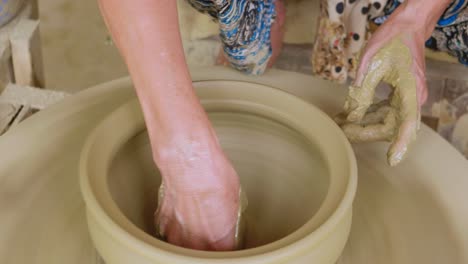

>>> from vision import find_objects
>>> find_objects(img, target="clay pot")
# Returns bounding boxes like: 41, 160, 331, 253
80, 80, 357, 264
0, 0, 26, 27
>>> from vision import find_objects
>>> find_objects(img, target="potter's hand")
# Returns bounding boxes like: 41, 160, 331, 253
336, 36, 422, 166
98, 0, 242, 251
336, 0, 450, 166
154, 138, 241, 251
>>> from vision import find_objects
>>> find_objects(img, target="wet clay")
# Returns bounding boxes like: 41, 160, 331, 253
337, 37, 419, 166
336, 100, 396, 142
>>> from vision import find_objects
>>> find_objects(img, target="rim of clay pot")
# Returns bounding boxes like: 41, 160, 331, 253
80, 80, 357, 262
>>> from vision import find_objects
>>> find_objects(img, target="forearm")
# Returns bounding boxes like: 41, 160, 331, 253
98, 0, 217, 162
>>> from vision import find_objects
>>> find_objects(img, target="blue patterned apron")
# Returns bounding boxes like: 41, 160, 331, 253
187, 0, 276, 75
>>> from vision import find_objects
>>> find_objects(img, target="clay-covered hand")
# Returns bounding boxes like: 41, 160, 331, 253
336, 36, 422, 166
336, 0, 450, 166
154, 140, 241, 251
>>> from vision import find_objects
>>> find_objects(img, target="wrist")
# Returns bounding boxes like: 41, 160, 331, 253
402, 0, 451, 37
151, 121, 220, 163
405, 0, 451, 12
137, 82, 218, 162
155, 135, 235, 192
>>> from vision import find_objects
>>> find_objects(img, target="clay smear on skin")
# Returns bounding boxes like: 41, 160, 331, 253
341, 37, 419, 165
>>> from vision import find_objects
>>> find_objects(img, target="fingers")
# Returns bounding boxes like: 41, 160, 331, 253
337, 101, 390, 125
342, 123, 392, 142
165, 220, 187, 248
387, 74, 419, 166
340, 106, 396, 142
354, 51, 375, 87
354, 29, 394, 87
387, 120, 417, 166
415, 67, 428, 106
344, 58, 390, 123
153, 187, 240, 251
210, 226, 237, 251
358, 101, 391, 125
343, 36, 423, 166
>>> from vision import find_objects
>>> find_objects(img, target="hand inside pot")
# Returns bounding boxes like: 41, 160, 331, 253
98, 0, 242, 251
153, 137, 241, 251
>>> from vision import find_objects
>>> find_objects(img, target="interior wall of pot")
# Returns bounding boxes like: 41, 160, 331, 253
108, 112, 330, 249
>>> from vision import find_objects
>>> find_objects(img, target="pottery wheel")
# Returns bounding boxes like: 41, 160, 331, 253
0, 67, 467, 264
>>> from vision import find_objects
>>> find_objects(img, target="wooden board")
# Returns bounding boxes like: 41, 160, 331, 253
10, 18, 44, 87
